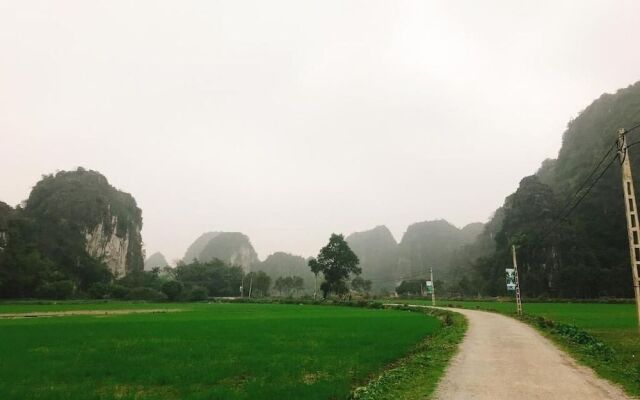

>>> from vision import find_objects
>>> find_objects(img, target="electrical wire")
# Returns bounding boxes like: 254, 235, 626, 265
552, 141, 616, 220
538, 151, 618, 242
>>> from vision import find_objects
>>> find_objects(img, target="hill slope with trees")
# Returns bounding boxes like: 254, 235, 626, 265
465, 81, 640, 298
0, 168, 144, 298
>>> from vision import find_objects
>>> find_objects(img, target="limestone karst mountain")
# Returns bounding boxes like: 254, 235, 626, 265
185, 232, 259, 269
144, 252, 169, 271
397, 219, 484, 282
346, 226, 399, 291
0, 168, 144, 298
256, 252, 315, 291
25, 168, 144, 276
182, 232, 221, 264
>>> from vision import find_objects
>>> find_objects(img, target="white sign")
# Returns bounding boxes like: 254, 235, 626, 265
425, 280, 434, 294
506, 268, 516, 291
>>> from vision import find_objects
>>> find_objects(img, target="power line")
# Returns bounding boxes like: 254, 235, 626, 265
539, 151, 618, 242
368, 271, 432, 284
552, 141, 616, 220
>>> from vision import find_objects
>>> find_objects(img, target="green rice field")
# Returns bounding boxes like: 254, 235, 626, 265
0, 302, 440, 400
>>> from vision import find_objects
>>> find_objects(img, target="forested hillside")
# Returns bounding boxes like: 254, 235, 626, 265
464, 82, 640, 298
0, 168, 144, 298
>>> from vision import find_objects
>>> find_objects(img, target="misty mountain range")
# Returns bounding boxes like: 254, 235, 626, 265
148, 219, 484, 292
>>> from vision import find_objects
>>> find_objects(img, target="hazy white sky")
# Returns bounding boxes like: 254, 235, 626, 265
2, 1, 640, 262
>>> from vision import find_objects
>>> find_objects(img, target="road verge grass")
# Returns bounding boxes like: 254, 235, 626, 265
350, 306, 466, 400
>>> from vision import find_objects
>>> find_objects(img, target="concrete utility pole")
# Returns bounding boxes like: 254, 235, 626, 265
430, 268, 436, 306
248, 275, 253, 299
511, 245, 523, 316
617, 128, 640, 329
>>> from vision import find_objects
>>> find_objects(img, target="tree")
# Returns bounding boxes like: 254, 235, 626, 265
308, 257, 322, 299
161, 280, 183, 301
175, 259, 243, 297
243, 271, 271, 297
351, 276, 372, 294
312, 234, 361, 299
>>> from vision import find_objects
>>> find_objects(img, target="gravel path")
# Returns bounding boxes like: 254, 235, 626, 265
0, 308, 184, 319
434, 307, 630, 400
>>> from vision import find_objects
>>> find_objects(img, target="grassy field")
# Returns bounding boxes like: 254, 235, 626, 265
0, 302, 442, 400
395, 299, 640, 395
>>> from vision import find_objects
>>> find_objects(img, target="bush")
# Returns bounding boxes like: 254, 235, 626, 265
35, 280, 75, 299
161, 280, 183, 301
108, 284, 130, 299
125, 287, 167, 301
188, 286, 208, 301
88, 283, 109, 299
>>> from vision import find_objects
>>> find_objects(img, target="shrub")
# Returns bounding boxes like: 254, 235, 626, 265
88, 283, 109, 299
125, 287, 167, 301
35, 280, 75, 299
188, 286, 208, 301
161, 280, 183, 301
108, 284, 130, 299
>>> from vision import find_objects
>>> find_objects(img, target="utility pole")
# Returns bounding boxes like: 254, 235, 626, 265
617, 128, 640, 329
430, 267, 436, 306
248, 275, 253, 299
511, 245, 523, 316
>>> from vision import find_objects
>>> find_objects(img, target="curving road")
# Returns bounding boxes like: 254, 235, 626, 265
433, 307, 629, 400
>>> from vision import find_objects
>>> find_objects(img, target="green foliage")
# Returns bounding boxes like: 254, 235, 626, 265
35, 280, 75, 300
395, 280, 424, 296
175, 259, 243, 297
466, 82, 640, 298
313, 234, 361, 298
273, 275, 305, 297
87, 283, 110, 299
258, 252, 315, 293
161, 280, 183, 301
187, 286, 208, 301
243, 271, 271, 297
107, 284, 130, 299
351, 276, 372, 294
350, 307, 466, 400
125, 287, 167, 301
0, 168, 143, 299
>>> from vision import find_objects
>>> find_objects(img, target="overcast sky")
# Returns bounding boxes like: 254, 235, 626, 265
1, 1, 640, 263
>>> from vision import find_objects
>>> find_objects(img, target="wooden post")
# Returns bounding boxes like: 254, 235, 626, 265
430, 268, 436, 306
511, 245, 523, 316
617, 128, 640, 329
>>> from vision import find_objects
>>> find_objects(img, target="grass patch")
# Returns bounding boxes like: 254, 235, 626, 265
350, 307, 466, 400
395, 299, 640, 396
0, 302, 444, 400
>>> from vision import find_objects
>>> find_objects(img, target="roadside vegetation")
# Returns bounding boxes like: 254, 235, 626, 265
398, 299, 639, 396
351, 307, 466, 400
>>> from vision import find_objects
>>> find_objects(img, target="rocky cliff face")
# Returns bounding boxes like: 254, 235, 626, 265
24, 168, 144, 276
85, 215, 132, 277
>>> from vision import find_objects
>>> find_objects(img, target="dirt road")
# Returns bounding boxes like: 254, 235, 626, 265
434, 307, 629, 400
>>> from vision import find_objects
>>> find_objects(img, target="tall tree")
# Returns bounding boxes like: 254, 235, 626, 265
308, 257, 322, 299
312, 234, 361, 299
